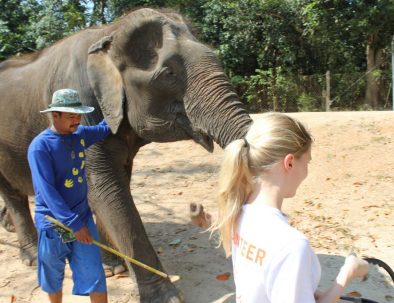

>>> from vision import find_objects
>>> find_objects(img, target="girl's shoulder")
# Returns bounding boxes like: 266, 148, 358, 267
240, 204, 308, 247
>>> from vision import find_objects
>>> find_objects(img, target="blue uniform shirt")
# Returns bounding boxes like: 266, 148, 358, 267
28, 120, 111, 232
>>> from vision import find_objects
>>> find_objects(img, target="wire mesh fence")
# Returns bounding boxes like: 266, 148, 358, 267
235, 69, 393, 113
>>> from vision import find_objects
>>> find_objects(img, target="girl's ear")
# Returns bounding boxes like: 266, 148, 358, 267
283, 154, 294, 171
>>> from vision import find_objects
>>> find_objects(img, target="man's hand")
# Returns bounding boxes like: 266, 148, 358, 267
74, 226, 93, 244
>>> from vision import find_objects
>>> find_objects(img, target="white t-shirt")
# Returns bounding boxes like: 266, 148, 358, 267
232, 203, 321, 303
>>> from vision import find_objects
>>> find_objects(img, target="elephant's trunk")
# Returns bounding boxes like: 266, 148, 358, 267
183, 49, 252, 148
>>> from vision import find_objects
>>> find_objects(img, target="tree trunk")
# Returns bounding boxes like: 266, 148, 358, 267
325, 70, 331, 111
272, 67, 279, 111
365, 39, 383, 109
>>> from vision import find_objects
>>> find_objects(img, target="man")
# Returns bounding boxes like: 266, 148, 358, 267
28, 89, 111, 303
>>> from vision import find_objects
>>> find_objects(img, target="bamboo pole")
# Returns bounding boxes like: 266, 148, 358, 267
45, 215, 180, 283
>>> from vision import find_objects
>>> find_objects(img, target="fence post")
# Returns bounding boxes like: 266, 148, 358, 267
325, 70, 331, 111
391, 35, 394, 110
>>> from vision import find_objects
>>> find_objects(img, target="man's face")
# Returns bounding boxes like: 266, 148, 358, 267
52, 112, 82, 134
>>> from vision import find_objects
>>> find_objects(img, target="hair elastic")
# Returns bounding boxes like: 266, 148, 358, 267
243, 138, 249, 149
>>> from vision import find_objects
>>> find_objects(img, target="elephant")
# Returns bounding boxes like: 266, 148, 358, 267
0, 8, 252, 302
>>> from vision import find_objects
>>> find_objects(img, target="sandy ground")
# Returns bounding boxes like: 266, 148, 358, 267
0, 111, 393, 303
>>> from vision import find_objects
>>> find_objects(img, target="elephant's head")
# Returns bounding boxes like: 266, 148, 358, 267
87, 8, 252, 151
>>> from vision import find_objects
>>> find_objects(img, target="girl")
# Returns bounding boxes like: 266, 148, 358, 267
211, 112, 368, 303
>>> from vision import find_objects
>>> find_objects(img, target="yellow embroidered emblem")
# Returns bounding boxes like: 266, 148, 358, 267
81, 160, 85, 169
72, 168, 79, 175
78, 176, 83, 183
80, 139, 85, 147
64, 179, 74, 188
79, 151, 84, 158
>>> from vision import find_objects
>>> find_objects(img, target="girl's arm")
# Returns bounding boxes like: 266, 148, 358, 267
315, 254, 369, 303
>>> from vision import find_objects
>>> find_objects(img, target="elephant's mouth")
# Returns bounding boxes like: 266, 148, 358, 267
175, 115, 214, 152
190, 129, 214, 153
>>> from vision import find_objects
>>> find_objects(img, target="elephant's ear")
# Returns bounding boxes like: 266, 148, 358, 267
111, 9, 168, 71
87, 35, 123, 134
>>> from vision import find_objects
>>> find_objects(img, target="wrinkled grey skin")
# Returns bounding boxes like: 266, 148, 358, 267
0, 8, 252, 302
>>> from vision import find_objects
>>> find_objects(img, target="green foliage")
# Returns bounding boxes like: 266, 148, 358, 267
329, 72, 366, 110
297, 93, 317, 112
176, 0, 208, 26
63, 0, 86, 30
240, 68, 375, 112
91, 0, 207, 23
31, 0, 68, 49
242, 68, 302, 112
301, 0, 394, 73
1, 0, 393, 111
243, 69, 274, 111
0, 0, 38, 59
208, 1, 318, 74
201, 0, 306, 76
0, 0, 87, 57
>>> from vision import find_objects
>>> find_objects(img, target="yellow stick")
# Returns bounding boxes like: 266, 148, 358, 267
45, 215, 180, 282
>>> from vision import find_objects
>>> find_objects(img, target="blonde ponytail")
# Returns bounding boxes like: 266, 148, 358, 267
210, 138, 253, 256
211, 113, 312, 257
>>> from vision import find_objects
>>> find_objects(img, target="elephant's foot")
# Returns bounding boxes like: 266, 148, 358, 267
103, 263, 127, 277
20, 243, 37, 266
0, 207, 15, 232
139, 277, 184, 303
102, 252, 127, 277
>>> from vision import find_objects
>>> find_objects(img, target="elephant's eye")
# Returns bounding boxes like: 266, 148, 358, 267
160, 67, 176, 77
151, 67, 178, 90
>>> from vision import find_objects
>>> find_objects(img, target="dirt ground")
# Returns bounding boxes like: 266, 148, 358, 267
0, 111, 393, 303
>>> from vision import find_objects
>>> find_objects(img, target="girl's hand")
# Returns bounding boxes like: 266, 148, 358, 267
343, 254, 369, 280
316, 254, 369, 303
314, 290, 324, 301
336, 253, 369, 286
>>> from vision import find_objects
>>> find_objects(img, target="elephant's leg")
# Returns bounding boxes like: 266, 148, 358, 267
91, 192, 183, 303
87, 142, 183, 302
0, 206, 16, 232
95, 216, 127, 277
0, 173, 37, 265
